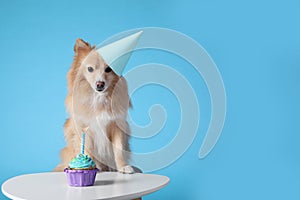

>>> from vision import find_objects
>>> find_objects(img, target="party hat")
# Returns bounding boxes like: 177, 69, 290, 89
96, 31, 143, 76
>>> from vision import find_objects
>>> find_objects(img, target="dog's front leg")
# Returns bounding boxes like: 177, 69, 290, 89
111, 126, 135, 174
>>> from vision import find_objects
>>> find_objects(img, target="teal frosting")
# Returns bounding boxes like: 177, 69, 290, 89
69, 154, 96, 169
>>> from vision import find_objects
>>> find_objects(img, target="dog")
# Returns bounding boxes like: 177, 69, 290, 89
54, 38, 135, 174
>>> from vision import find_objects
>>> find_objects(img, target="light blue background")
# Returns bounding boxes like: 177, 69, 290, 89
1, 0, 300, 199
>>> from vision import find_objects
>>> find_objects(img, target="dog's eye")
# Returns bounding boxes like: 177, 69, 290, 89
105, 66, 112, 73
87, 66, 94, 73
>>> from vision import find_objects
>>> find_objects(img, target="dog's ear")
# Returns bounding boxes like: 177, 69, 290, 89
74, 38, 92, 53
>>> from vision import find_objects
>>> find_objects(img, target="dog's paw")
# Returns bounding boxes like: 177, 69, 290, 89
118, 165, 135, 174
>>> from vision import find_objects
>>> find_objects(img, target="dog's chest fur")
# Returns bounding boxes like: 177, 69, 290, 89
72, 92, 117, 169
88, 110, 116, 169
71, 86, 128, 170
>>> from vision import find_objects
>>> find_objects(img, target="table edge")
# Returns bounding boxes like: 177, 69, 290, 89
2, 172, 170, 200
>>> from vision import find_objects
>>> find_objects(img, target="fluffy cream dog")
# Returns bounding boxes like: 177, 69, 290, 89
54, 38, 134, 174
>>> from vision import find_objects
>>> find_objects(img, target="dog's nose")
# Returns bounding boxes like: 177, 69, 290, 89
96, 81, 105, 91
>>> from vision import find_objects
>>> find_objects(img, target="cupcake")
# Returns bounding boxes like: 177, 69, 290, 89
64, 154, 99, 187
64, 128, 99, 187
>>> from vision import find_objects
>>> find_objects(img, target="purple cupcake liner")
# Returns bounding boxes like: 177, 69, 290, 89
64, 168, 99, 187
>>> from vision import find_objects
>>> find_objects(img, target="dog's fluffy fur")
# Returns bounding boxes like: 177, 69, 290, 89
54, 39, 134, 173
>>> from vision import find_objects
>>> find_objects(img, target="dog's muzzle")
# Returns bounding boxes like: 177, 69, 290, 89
96, 81, 105, 92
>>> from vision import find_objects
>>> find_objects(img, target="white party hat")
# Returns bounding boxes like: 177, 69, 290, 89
96, 31, 143, 76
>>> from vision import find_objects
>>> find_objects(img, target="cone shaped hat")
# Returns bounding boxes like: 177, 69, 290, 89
96, 31, 143, 76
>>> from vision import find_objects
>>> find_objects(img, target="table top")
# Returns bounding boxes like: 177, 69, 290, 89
2, 172, 169, 200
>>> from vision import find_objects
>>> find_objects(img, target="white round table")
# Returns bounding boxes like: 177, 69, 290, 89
2, 172, 169, 200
